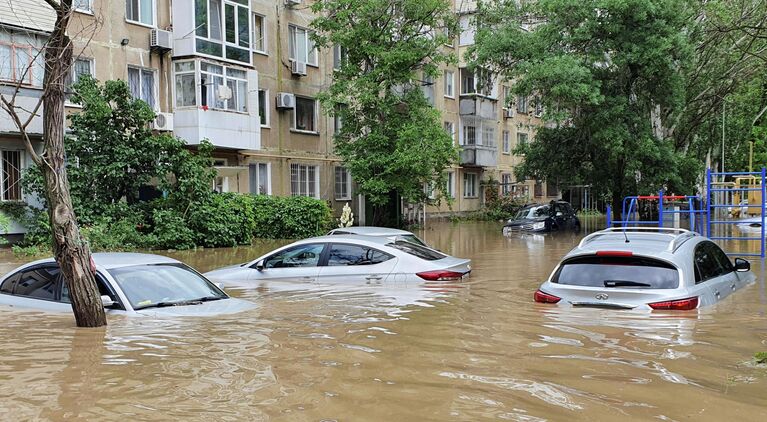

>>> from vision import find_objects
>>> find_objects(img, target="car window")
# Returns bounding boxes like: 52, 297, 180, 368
694, 241, 727, 283
13, 266, 61, 301
264, 243, 325, 268
554, 256, 679, 289
0, 273, 19, 294
386, 241, 446, 261
708, 243, 734, 273
400, 234, 427, 247
327, 244, 393, 266
61, 273, 122, 309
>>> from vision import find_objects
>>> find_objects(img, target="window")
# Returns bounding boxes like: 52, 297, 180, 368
288, 25, 317, 66
0, 273, 18, 294
0, 36, 44, 87
293, 97, 317, 132
503, 86, 512, 109
335, 166, 351, 200
258, 89, 269, 126
1, 150, 23, 201
333, 44, 347, 70
126, 0, 155, 26
460, 68, 492, 96
264, 243, 325, 268
534, 96, 543, 117
694, 241, 734, 283
443, 121, 454, 143
72, 58, 93, 84
327, 244, 393, 266
502, 130, 510, 154
517, 132, 528, 147
517, 95, 528, 113
290, 163, 319, 198
463, 123, 476, 145
463, 173, 477, 198
443, 70, 454, 98
199, 62, 248, 112
194, 0, 251, 65
14, 266, 61, 301
386, 240, 447, 261
445, 171, 455, 198
461, 68, 475, 95
421, 75, 435, 106
554, 256, 679, 289
74, 0, 92, 13
252, 13, 266, 53
127, 66, 156, 110
249, 162, 270, 195
482, 126, 495, 147
534, 181, 543, 197
458, 15, 475, 46
174, 61, 196, 107
501, 173, 512, 195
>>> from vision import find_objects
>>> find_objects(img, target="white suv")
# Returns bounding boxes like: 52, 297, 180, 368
535, 228, 755, 310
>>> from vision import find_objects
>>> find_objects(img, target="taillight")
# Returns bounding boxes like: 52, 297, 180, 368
534, 290, 561, 303
416, 270, 464, 281
648, 297, 699, 310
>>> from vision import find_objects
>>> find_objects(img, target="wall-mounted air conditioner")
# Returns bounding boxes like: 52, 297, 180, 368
150, 29, 172, 51
152, 112, 174, 131
286, 0, 302, 6
276, 92, 295, 109
503, 108, 514, 119
291, 60, 307, 76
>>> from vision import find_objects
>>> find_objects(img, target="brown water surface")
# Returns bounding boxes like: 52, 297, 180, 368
1, 220, 766, 421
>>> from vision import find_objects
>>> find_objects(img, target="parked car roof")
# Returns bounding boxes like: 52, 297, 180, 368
574, 228, 699, 259
328, 226, 414, 236
23, 252, 181, 270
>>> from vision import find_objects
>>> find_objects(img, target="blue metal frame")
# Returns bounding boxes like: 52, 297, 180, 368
606, 191, 705, 231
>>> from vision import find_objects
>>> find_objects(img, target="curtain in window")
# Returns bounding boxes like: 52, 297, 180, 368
127, 67, 141, 100
236, 80, 247, 112
74, 59, 91, 83
307, 166, 316, 198
175, 74, 196, 107
295, 98, 315, 131
0, 45, 12, 80
210, 0, 222, 40
258, 163, 268, 194
141, 69, 155, 109
126, 0, 138, 21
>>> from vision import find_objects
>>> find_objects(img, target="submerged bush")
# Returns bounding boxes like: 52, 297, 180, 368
188, 193, 256, 247
252, 195, 333, 239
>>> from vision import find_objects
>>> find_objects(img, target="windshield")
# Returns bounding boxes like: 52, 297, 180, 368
400, 234, 427, 247
514, 205, 550, 220
386, 240, 446, 261
553, 256, 679, 289
108, 264, 227, 310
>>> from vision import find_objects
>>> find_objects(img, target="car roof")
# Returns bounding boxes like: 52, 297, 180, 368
570, 228, 700, 260
24, 252, 181, 270
329, 226, 413, 236
297, 234, 396, 246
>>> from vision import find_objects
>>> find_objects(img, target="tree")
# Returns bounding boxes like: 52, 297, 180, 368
470, 0, 699, 216
311, 0, 459, 225
0, 0, 106, 327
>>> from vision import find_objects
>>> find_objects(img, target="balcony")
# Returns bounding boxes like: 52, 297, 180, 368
174, 108, 260, 150
0, 86, 43, 135
459, 96, 497, 120
460, 144, 498, 168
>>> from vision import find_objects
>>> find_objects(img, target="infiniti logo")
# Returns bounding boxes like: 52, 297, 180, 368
595, 293, 609, 300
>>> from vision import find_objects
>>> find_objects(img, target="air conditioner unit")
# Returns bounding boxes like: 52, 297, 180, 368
276, 92, 295, 109
150, 29, 172, 51
291, 60, 307, 76
503, 108, 514, 118
286, 0, 302, 6
151, 112, 174, 131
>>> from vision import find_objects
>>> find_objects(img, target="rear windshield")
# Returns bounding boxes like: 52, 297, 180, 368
553, 256, 679, 289
386, 241, 446, 261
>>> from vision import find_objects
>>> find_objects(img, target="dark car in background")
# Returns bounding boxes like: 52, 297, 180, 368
503, 200, 581, 235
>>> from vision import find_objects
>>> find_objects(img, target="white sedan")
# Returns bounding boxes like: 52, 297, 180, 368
0, 253, 255, 316
204, 234, 472, 287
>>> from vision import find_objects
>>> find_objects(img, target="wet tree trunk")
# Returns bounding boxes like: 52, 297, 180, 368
41, 2, 106, 327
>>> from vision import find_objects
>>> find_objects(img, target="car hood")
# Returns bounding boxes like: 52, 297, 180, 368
133, 297, 256, 317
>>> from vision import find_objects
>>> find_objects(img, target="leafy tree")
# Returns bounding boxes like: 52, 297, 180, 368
311, 0, 459, 224
471, 0, 698, 215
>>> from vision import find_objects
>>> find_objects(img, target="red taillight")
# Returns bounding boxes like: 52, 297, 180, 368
648, 296, 699, 310
416, 270, 465, 281
596, 251, 633, 257
534, 290, 561, 303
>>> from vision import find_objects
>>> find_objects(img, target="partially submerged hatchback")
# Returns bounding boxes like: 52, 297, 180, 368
535, 228, 755, 310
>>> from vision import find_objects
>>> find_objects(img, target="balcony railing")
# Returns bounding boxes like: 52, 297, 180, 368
460, 144, 498, 168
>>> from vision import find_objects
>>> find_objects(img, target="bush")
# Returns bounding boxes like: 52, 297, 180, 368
188, 193, 256, 247
80, 217, 151, 251
253, 195, 332, 239
149, 208, 196, 250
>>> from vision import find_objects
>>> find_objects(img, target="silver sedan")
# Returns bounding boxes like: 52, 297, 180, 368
0, 253, 255, 316
204, 234, 472, 287
535, 228, 755, 310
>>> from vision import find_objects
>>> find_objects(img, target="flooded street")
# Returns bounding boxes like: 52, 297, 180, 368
1, 220, 767, 421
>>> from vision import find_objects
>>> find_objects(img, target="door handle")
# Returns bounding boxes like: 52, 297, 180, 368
301, 276, 314, 281
365, 275, 383, 281
730, 283, 736, 290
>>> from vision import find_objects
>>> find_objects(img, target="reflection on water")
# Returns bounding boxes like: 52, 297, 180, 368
1, 219, 767, 420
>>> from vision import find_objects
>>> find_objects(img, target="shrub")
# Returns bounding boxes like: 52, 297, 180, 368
80, 217, 151, 251
252, 195, 333, 239
149, 208, 196, 250
188, 193, 256, 247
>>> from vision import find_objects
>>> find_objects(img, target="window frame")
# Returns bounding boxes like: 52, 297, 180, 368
517, 132, 528, 147
445, 170, 455, 199
290, 163, 320, 199
127, 65, 158, 111
73, 0, 93, 14
334, 166, 352, 201
292, 96, 318, 133
251, 12, 267, 54
443, 70, 454, 98
502, 130, 510, 154
173, 59, 250, 113
517, 95, 528, 114
193, 0, 252, 66
262, 243, 327, 269
694, 241, 734, 284
258, 88, 270, 127
0, 41, 43, 87
463, 172, 478, 198
0, 149, 24, 202
288, 24, 318, 67
501, 173, 512, 196
125, 0, 156, 28
326, 243, 394, 267
11, 264, 64, 303
249, 162, 271, 195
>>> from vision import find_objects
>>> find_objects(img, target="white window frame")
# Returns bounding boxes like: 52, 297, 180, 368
258, 89, 270, 127
422, 74, 435, 105
334, 166, 352, 200
250, 162, 271, 195
443, 70, 454, 98
251, 12, 267, 54
333, 44, 347, 70
443, 121, 455, 144
517, 95, 528, 114
0, 39, 43, 87
463, 172, 477, 198
501, 173, 512, 196
292, 96, 318, 133
73, 0, 93, 14
173, 60, 249, 113
517, 132, 529, 147
290, 163, 320, 199
445, 171, 455, 199
127, 65, 158, 111
0, 149, 24, 202
125, 0, 156, 28
502, 130, 510, 154
71, 57, 94, 85
288, 24, 318, 67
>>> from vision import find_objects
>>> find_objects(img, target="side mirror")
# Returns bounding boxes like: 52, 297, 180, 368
255, 260, 265, 271
734, 258, 751, 272
100, 295, 115, 308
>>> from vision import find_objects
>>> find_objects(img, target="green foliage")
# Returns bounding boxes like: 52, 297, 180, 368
252, 195, 333, 239
311, 0, 460, 209
188, 193, 257, 247
149, 208, 197, 250
755, 352, 767, 364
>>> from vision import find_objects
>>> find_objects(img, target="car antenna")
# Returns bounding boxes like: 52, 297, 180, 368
623, 229, 630, 243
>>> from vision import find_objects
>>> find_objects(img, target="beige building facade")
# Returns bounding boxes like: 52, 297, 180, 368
1, 0, 557, 233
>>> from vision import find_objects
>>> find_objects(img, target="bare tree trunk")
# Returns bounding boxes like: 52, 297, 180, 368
41, 1, 106, 327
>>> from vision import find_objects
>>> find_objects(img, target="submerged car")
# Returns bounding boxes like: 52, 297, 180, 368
503, 200, 580, 235
534, 227, 755, 310
0, 253, 255, 316
204, 234, 471, 287
327, 226, 429, 247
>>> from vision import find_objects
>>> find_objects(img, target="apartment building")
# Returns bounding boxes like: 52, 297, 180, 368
1, 0, 557, 234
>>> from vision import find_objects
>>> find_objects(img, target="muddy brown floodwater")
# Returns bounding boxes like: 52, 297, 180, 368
1, 220, 767, 421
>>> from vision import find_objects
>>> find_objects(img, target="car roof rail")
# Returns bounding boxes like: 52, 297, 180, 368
578, 227, 698, 251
